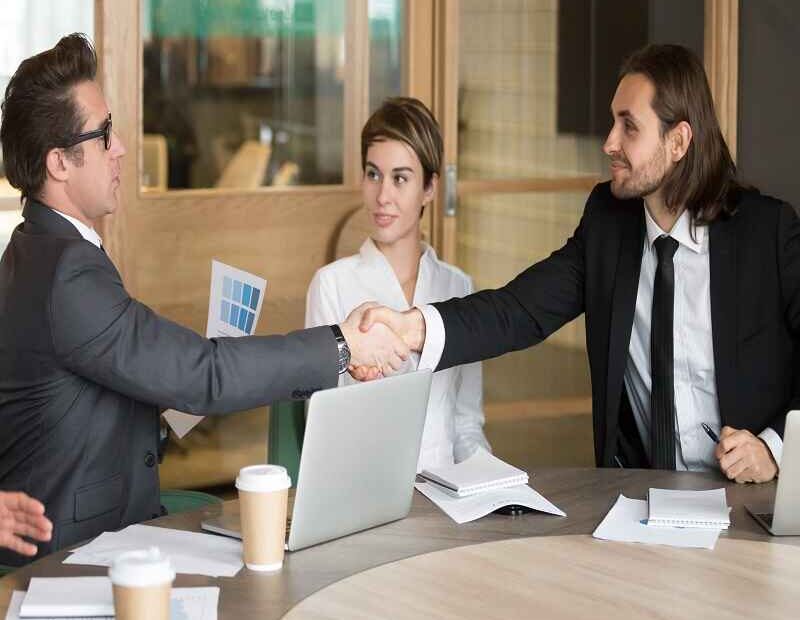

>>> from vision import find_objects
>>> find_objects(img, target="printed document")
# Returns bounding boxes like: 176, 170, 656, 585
63, 524, 242, 577
415, 481, 565, 524
163, 260, 267, 437
7, 587, 219, 620
593, 494, 722, 549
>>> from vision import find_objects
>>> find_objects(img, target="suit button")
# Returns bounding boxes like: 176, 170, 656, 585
144, 451, 156, 467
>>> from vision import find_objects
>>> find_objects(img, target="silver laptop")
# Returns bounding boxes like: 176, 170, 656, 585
745, 410, 800, 535
202, 369, 432, 550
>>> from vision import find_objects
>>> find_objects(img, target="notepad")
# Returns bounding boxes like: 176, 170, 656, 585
19, 577, 113, 618
419, 448, 528, 498
647, 488, 730, 529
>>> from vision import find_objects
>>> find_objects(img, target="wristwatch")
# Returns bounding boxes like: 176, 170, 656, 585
330, 324, 351, 374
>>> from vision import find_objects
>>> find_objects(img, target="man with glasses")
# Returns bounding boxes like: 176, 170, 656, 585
0, 33, 407, 565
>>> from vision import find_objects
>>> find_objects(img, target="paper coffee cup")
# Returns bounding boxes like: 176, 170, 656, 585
236, 464, 291, 571
109, 547, 175, 620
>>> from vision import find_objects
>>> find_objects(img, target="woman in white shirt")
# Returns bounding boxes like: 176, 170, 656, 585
305, 97, 490, 471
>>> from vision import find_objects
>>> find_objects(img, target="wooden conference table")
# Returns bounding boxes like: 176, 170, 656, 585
1, 467, 797, 619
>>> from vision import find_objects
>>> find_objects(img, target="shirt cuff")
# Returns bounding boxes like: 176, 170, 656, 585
758, 427, 783, 468
417, 304, 445, 371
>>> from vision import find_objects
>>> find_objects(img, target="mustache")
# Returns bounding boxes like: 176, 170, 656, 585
609, 155, 630, 167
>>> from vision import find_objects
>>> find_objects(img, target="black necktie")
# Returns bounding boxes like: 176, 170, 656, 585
650, 235, 679, 469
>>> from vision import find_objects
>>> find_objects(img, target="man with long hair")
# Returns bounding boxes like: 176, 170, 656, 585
360, 44, 799, 483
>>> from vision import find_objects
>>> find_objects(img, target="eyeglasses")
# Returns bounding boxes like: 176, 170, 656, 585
61, 114, 112, 150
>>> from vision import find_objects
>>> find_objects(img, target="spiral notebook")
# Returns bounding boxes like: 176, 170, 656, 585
419, 448, 528, 498
647, 488, 730, 529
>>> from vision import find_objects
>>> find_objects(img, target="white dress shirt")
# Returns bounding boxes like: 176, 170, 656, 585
51, 209, 103, 249
418, 207, 782, 471
305, 238, 490, 471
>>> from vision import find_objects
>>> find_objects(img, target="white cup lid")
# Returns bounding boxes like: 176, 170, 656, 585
108, 547, 175, 587
236, 464, 291, 493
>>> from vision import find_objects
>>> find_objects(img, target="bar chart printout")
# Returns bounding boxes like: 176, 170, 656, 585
163, 260, 268, 438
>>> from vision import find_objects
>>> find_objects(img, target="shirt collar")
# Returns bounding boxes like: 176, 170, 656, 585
643, 206, 706, 254
50, 209, 103, 249
358, 237, 436, 266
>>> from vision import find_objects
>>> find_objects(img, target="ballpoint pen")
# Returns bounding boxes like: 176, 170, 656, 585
701, 422, 720, 444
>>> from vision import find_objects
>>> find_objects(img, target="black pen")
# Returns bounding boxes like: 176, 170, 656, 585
701, 422, 720, 444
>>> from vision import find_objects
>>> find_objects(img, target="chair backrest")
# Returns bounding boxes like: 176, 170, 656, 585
215, 140, 271, 189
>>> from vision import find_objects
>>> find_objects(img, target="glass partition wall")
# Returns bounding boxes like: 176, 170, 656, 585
141, 0, 403, 192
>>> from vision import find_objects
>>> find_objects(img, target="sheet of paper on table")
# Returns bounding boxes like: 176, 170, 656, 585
6, 587, 219, 620
415, 482, 566, 524
592, 494, 722, 550
63, 524, 242, 578
163, 259, 267, 438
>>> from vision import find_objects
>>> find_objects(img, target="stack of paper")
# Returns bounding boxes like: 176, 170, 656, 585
593, 488, 730, 550
64, 524, 243, 577
6, 582, 219, 620
415, 448, 565, 523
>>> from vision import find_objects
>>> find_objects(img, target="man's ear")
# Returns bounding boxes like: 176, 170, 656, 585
45, 148, 70, 183
423, 172, 438, 204
669, 121, 693, 163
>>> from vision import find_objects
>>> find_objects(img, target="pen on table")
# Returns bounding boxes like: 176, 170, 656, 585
701, 422, 720, 444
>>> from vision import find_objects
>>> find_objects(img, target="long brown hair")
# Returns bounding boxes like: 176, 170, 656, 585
620, 44, 743, 223
1, 33, 97, 201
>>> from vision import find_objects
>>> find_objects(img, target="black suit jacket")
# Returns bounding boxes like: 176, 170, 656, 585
0, 200, 338, 565
433, 182, 800, 468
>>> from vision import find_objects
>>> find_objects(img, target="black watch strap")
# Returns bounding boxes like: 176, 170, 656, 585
330, 324, 351, 374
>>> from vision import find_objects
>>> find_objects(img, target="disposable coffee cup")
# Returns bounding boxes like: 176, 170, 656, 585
108, 547, 175, 620
236, 464, 291, 571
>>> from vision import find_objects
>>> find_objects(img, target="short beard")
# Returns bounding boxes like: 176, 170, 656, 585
610, 141, 667, 201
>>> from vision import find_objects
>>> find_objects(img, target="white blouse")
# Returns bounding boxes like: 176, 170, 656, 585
305, 238, 490, 471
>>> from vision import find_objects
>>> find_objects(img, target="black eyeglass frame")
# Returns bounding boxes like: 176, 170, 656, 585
61, 114, 112, 150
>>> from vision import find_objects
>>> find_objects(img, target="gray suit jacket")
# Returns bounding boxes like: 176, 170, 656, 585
0, 199, 338, 565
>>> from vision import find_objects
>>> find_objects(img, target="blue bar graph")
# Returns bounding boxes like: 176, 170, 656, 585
220, 276, 263, 333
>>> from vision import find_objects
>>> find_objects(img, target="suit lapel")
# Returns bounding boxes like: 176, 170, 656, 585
709, 216, 737, 424
603, 204, 644, 465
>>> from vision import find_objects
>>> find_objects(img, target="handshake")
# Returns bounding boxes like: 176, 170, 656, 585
339, 303, 428, 381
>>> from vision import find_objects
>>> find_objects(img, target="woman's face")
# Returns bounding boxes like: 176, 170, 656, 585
362, 139, 435, 248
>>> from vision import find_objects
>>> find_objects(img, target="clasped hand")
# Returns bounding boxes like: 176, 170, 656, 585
340, 304, 426, 381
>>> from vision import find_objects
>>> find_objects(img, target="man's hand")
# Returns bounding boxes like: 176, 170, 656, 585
340, 302, 410, 379
715, 426, 778, 483
359, 306, 426, 352
0, 491, 53, 557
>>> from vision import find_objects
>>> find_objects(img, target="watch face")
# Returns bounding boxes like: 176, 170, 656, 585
337, 341, 351, 374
